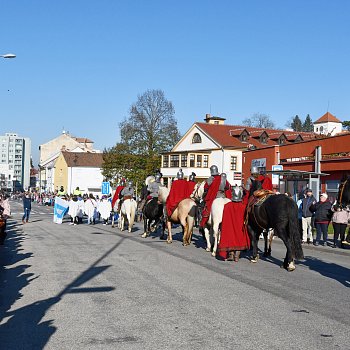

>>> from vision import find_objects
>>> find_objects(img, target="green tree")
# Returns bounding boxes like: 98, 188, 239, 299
242, 113, 276, 128
302, 114, 314, 132
342, 121, 350, 131
290, 115, 303, 131
119, 89, 181, 155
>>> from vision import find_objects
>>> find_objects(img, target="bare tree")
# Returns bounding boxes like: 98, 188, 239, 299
119, 89, 181, 155
242, 113, 276, 128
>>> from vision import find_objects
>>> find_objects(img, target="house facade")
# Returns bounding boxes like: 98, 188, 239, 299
39, 131, 101, 192
54, 152, 104, 195
243, 133, 350, 201
161, 114, 315, 187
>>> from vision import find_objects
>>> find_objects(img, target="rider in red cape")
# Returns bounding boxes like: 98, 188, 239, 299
218, 186, 250, 261
186, 172, 197, 197
258, 173, 273, 191
166, 169, 189, 217
111, 179, 125, 209
200, 165, 232, 228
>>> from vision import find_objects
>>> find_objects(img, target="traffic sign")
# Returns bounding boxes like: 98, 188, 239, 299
101, 181, 110, 195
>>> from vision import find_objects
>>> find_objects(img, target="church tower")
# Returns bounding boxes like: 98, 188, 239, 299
314, 112, 342, 136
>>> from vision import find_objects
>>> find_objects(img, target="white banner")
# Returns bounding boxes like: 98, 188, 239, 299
53, 196, 69, 224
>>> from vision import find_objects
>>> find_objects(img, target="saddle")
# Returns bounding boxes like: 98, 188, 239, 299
245, 190, 274, 225
123, 195, 132, 200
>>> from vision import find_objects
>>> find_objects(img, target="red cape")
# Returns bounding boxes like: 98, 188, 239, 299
218, 198, 250, 259
111, 186, 125, 208
258, 175, 273, 191
186, 181, 196, 197
200, 176, 232, 227
166, 179, 189, 217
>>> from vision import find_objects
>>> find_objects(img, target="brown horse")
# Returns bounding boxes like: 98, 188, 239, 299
158, 185, 198, 246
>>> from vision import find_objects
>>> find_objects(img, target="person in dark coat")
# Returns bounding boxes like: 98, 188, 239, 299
22, 192, 32, 224
309, 193, 333, 246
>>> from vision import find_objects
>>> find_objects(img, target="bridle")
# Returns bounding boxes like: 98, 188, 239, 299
338, 178, 348, 206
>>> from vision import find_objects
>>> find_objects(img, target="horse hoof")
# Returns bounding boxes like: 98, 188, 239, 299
141, 233, 147, 238
211, 251, 216, 257
159, 235, 166, 240
287, 262, 296, 271
205, 247, 211, 252
250, 257, 258, 263
167, 239, 172, 244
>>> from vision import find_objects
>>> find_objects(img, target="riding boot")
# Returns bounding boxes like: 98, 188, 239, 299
226, 251, 234, 261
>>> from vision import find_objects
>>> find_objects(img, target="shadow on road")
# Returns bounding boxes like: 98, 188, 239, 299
301, 256, 350, 287
0, 223, 124, 349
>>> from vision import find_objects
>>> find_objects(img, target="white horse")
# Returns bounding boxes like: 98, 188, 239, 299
194, 182, 230, 257
119, 198, 137, 233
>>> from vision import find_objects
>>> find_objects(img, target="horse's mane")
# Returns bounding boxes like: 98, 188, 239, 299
337, 176, 350, 206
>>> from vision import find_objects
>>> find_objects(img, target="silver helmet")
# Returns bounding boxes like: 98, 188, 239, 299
189, 172, 196, 182
210, 165, 219, 176
251, 166, 259, 175
155, 173, 162, 183
232, 185, 244, 202
177, 168, 184, 180
128, 181, 133, 188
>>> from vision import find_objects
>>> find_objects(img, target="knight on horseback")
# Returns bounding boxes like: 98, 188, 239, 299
111, 179, 126, 227
199, 165, 232, 230
141, 173, 164, 238
119, 180, 137, 232
165, 169, 190, 231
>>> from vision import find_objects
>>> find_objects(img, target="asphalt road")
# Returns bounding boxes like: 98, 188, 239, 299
1, 200, 349, 350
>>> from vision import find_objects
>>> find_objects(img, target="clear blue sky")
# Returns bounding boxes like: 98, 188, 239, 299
1, 0, 349, 165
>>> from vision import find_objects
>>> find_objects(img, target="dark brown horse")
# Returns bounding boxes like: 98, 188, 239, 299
247, 180, 304, 271
337, 175, 350, 207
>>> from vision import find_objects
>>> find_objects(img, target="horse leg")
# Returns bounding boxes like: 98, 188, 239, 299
166, 220, 173, 244
160, 219, 166, 240
278, 229, 295, 271
204, 227, 211, 252
141, 217, 148, 238
248, 224, 259, 263
212, 222, 220, 257
268, 229, 274, 256
263, 230, 268, 257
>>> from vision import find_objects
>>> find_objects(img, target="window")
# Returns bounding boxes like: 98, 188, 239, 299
240, 131, 249, 142
163, 155, 169, 168
190, 154, 195, 167
192, 133, 202, 143
181, 154, 187, 167
320, 126, 324, 133
279, 135, 286, 145
196, 155, 202, 167
230, 156, 237, 170
203, 155, 208, 168
260, 133, 268, 144
170, 154, 179, 167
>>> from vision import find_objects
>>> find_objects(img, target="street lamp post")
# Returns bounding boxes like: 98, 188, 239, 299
0, 53, 16, 59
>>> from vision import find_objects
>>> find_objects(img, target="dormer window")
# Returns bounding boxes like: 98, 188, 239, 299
260, 132, 268, 144
240, 130, 249, 142
278, 135, 286, 145
192, 133, 202, 144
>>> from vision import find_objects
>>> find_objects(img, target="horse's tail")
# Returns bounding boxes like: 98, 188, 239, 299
288, 203, 304, 260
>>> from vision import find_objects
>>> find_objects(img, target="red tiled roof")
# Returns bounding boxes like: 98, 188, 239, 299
314, 112, 341, 124
62, 152, 103, 167
196, 122, 316, 149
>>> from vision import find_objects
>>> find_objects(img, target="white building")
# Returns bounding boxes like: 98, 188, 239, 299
0, 133, 31, 191
313, 112, 343, 136
39, 131, 101, 192
161, 114, 315, 186
54, 152, 105, 196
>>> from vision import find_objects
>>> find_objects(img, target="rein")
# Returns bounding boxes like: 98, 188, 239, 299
338, 179, 348, 205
